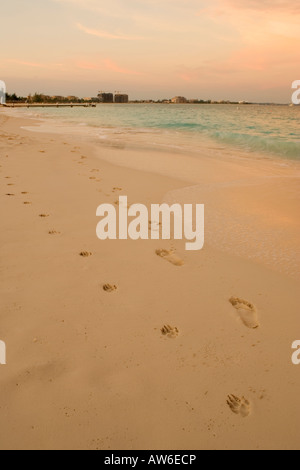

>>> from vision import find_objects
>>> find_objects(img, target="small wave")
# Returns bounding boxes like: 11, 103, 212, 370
208, 131, 300, 160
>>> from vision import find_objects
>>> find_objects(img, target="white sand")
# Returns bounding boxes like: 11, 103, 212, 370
0, 112, 299, 450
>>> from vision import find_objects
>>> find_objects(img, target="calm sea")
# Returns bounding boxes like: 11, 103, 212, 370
21, 104, 300, 160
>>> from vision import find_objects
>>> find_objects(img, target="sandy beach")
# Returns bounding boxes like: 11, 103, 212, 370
0, 111, 299, 450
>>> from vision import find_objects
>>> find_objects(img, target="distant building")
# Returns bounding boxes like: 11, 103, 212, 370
114, 93, 129, 103
171, 96, 187, 104
98, 92, 114, 103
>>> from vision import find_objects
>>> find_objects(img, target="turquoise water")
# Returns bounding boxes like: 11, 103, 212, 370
25, 104, 300, 160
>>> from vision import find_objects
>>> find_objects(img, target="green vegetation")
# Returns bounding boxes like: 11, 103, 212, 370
5, 93, 99, 104
5, 93, 26, 102
27, 94, 98, 104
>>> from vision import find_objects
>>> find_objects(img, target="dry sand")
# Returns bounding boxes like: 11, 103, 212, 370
0, 111, 299, 450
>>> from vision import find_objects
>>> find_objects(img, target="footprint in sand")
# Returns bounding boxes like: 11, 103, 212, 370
39, 214, 50, 218
6, 193, 15, 196
79, 251, 92, 257
21, 192, 28, 194
23, 202, 32, 205
103, 284, 117, 293
149, 220, 162, 231
114, 200, 128, 207
227, 395, 251, 418
156, 249, 184, 267
49, 230, 61, 235
161, 325, 179, 339
229, 297, 259, 329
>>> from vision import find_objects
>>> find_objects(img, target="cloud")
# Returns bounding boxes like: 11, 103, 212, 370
75, 61, 102, 71
9, 60, 64, 69
53, 0, 208, 33
76, 59, 142, 76
198, 0, 300, 22
52, 0, 96, 8
198, 0, 300, 46
76, 23, 144, 40
53, 0, 200, 11
221, 0, 300, 13
176, 30, 299, 88
55, 0, 300, 14
104, 59, 142, 75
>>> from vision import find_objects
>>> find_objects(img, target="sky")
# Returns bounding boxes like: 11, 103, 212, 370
1, 0, 299, 102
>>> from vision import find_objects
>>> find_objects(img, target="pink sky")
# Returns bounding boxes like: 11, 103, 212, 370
1, 0, 299, 102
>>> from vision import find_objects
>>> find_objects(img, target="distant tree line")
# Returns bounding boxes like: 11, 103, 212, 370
6, 93, 26, 103
27, 94, 86, 104
5, 93, 100, 104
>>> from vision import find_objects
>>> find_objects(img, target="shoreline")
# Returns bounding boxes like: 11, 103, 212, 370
0, 112, 299, 450
5, 108, 299, 278
3, 104, 300, 162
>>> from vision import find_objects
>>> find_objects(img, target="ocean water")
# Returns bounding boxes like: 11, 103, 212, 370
20, 104, 300, 160
7, 102, 299, 277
